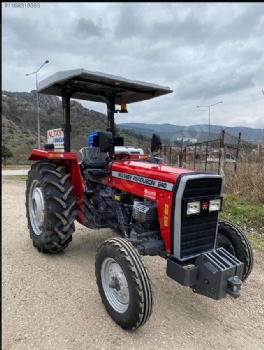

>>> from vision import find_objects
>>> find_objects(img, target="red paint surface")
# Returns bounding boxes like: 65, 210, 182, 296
108, 161, 195, 252
28, 151, 197, 252
28, 150, 84, 224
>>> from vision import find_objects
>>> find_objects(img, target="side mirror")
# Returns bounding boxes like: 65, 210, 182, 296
99, 131, 113, 153
151, 133, 162, 153
114, 136, 124, 146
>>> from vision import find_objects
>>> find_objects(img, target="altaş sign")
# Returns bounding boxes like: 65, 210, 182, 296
47, 128, 64, 150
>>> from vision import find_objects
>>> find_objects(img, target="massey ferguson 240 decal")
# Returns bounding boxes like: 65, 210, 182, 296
111, 171, 174, 191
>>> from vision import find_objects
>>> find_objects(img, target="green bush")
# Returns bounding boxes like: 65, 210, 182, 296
2, 144, 13, 166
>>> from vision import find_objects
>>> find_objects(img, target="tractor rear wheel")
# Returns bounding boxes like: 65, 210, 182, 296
95, 237, 153, 330
217, 220, 254, 281
25, 160, 76, 253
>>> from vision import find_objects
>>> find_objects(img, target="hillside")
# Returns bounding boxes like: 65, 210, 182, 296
119, 122, 263, 143
3, 91, 261, 164
2, 91, 151, 163
118, 124, 221, 144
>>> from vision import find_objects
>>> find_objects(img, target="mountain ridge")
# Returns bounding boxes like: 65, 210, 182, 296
2, 90, 262, 164
118, 122, 263, 142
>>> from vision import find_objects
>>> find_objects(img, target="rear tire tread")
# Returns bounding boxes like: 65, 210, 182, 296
26, 161, 76, 253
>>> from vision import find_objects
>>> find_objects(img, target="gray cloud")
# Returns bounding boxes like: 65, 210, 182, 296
75, 18, 104, 38
2, 2, 264, 129
176, 69, 255, 101
112, 3, 209, 46
210, 3, 264, 43
113, 3, 146, 39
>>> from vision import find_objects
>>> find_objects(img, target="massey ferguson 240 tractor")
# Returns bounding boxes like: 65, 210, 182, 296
26, 69, 254, 330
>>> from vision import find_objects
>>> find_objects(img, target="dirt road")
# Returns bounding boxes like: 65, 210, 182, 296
2, 180, 264, 350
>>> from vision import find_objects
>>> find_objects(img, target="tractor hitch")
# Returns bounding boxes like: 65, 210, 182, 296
167, 247, 244, 300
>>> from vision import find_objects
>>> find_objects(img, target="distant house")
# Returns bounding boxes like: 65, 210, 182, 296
175, 137, 197, 143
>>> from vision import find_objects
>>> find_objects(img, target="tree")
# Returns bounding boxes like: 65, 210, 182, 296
2, 144, 13, 166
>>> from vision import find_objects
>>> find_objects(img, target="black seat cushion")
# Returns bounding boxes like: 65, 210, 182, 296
80, 147, 108, 168
86, 169, 107, 177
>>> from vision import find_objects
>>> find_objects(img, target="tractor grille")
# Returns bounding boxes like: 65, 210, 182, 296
181, 214, 218, 259
183, 177, 222, 198
180, 177, 222, 260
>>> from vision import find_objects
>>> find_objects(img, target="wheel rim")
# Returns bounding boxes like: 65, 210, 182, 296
101, 257, 129, 313
28, 179, 45, 236
216, 234, 236, 256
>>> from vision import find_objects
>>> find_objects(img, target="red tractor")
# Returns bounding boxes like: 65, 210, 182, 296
26, 69, 253, 330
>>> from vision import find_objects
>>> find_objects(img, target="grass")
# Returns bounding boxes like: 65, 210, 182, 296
221, 195, 264, 231
2, 175, 28, 181
247, 233, 264, 252
221, 194, 264, 251
2, 164, 31, 170
221, 155, 264, 251
224, 156, 264, 204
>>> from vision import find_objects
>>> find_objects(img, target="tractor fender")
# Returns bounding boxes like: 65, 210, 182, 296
28, 149, 84, 224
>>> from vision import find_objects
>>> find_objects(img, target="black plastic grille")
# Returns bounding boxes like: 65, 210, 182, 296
180, 177, 222, 259
181, 214, 218, 259
183, 177, 222, 198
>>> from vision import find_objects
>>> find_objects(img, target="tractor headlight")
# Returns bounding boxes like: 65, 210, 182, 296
209, 199, 221, 212
186, 201, 200, 215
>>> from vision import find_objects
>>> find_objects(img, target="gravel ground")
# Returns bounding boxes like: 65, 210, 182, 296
2, 180, 264, 350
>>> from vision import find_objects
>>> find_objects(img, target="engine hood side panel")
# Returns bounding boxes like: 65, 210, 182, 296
107, 161, 196, 253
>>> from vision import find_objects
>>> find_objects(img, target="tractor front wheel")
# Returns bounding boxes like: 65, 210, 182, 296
217, 220, 254, 281
95, 237, 153, 330
25, 160, 76, 253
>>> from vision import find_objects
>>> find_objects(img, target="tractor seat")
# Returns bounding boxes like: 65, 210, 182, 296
84, 168, 107, 184
80, 147, 108, 168
86, 169, 107, 177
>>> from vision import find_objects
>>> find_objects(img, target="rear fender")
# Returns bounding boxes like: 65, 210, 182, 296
28, 149, 84, 224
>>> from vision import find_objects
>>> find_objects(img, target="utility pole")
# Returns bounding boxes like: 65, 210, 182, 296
26, 60, 49, 149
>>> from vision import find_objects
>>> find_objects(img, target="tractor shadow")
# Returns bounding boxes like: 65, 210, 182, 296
45, 225, 117, 264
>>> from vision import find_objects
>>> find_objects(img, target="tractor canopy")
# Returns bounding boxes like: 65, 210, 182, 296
38, 68, 173, 104
38, 68, 173, 152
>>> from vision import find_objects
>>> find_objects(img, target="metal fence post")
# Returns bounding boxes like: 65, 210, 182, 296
179, 146, 183, 167
234, 132, 241, 173
205, 142, 208, 171
194, 144, 197, 169
219, 130, 225, 178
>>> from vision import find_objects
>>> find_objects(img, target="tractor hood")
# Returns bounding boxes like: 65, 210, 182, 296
109, 160, 198, 194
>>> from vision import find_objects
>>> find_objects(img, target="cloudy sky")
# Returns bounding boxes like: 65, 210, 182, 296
2, 2, 264, 129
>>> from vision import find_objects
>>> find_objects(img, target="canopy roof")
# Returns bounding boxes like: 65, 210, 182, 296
38, 68, 173, 105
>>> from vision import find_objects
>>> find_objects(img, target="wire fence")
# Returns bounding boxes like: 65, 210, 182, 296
161, 129, 263, 176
